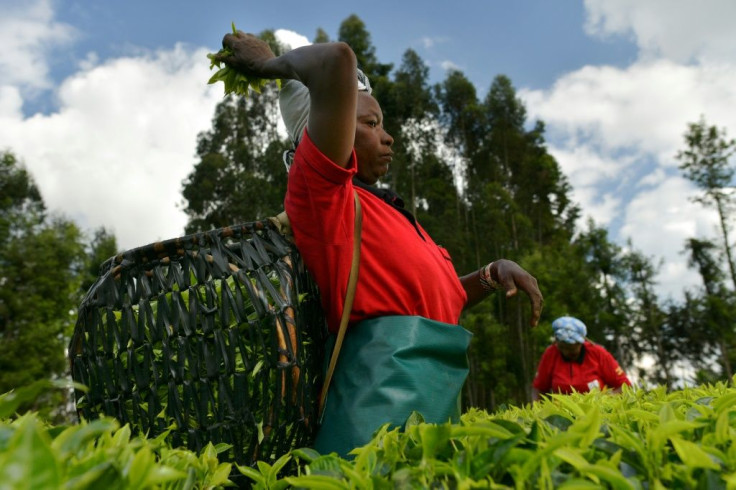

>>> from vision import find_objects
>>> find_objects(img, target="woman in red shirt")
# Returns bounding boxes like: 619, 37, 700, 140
216, 31, 544, 456
532, 316, 631, 401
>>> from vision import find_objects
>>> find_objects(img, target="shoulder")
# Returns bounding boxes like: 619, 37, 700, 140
293, 130, 357, 182
584, 340, 601, 351
584, 341, 614, 359
541, 344, 560, 360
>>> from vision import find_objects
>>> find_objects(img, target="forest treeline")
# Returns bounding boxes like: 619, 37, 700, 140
1, 14, 734, 418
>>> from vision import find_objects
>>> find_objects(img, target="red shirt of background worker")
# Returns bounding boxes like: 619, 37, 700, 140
532, 316, 631, 401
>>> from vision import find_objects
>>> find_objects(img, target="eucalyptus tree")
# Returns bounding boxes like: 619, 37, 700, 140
79, 227, 118, 294
683, 237, 735, 379
574, 222, 633, 368
435, 70, 486, 271
621, 248, 678, 387
337, 14, 393, 83
386, 49, 445, 221
676, 116, 736, 291
0, 151, 87, 421
313, 27, 330, 43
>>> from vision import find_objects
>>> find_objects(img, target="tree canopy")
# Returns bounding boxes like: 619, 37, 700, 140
0, 151, 94, 421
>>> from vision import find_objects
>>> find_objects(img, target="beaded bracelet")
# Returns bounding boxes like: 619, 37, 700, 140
479, 262, 501, 291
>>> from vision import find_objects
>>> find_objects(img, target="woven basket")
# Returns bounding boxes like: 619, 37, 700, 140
68, 218, 327, 467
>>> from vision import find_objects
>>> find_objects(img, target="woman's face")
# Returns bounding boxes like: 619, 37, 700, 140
557, 341, 583, 361
354, 92, 394, 185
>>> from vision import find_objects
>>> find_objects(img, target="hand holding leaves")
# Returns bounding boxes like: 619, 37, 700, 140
207, 23, 281, 96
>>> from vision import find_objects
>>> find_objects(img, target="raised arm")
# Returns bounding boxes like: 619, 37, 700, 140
218, 32, 358, 166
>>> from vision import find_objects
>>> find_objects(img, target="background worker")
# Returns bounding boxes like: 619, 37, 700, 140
532, 316, 631, 401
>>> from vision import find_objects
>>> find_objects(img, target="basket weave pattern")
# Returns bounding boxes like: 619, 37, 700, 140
69, 220, 327, 465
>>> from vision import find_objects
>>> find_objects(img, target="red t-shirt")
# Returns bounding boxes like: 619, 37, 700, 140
284, 130, 467, 333
532, 341, 631, 395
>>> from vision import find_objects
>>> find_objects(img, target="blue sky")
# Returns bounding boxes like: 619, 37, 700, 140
26, 1, 637, 113
2, 0, 736, 303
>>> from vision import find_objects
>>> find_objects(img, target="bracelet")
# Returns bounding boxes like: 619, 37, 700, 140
479, 262, 500, 291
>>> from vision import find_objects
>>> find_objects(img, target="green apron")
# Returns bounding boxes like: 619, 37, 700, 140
313, 315, 472, 457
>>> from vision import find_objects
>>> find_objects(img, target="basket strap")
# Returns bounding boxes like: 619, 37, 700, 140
319, 190, 362, 419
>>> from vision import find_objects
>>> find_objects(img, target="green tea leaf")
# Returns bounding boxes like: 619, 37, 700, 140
404, 411, 424, 429
417, 424, 451, 462
651, 420, 704, 443
51, 418, 119, 456
285, 474, 349, 489
127, 446, 155, 488
582, 463, 636, 490
292, 447, 321, 463
451, 422, 514, 439
210, 462, 234, 486
713, 392, 736, 415
549, 393, 586, 417
270, 452, 292, 478
0, 416, 61, 490
554, 447, 589, 469
236, 464, 265, 485
144, 465, 188, 486
257, 460, 272, 475
670, 437, 720, 470
658, 403, 678, 424
557, 478, 604, 489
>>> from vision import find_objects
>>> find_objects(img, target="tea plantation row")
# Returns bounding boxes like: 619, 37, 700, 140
1, 379, 735, 488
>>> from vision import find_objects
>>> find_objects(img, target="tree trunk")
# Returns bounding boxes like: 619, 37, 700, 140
410, 157, 417, 217
471, 209, 481, 269
516, 299, 530, 403
715, 196, 736, 291
654, 323, 672, 387
718, 339, 733, 379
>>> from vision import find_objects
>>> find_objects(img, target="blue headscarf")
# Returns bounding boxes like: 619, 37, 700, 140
552, 316, 587, 344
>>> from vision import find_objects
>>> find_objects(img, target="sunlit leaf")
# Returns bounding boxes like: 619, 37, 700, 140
292, 447, 321, 463
418, 424, 451, 462
670, 437, 720, 470
285, 474, 350, 489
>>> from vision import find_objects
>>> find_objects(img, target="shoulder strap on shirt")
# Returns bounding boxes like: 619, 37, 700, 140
318, 190, 362, 420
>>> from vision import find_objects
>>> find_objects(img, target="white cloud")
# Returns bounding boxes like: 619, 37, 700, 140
275, 29, 310, 51
0, 86, 23, 119
546, 144, 629, 187
620, 176, 718, 299
440, 60, 461, 72
0, 0, 76, 90
521, 2, 736, 300
637, 167, 668, 188
584, 0, 736, 63
541, 144, 626, 227
419, 36, 448, 49
522, 60, 736, 164
521, 58, 736, 296
0, 44, 222, 251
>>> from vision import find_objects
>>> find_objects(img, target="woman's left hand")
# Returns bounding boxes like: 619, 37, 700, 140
489, 259, 543, 327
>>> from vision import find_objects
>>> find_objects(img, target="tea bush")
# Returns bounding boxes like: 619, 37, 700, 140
0, 380, 232, 489
242, 379, 736, 489
2, 378, 735, 488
